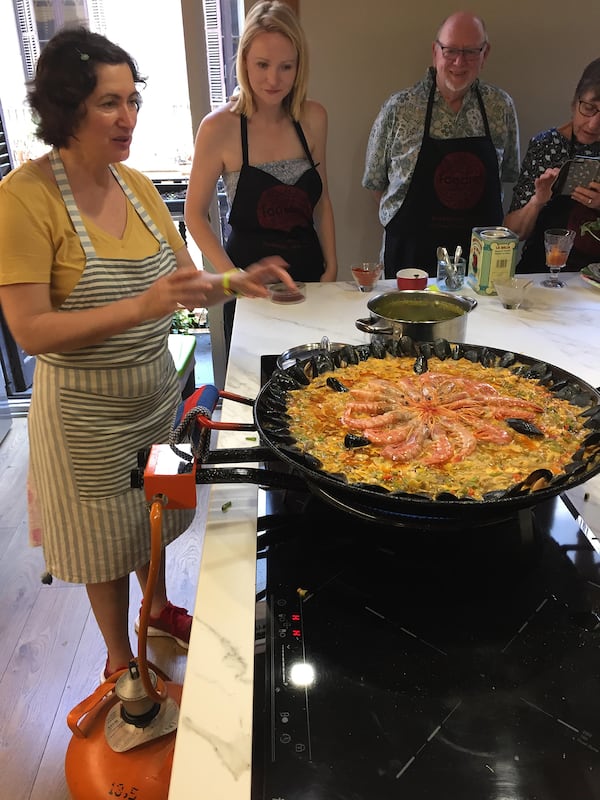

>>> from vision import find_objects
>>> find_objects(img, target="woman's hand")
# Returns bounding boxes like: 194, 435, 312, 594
572, 179, 600, 210
533, 167, 560, 205
235, 256, 296, 297
143, 267, 211, 317
504, 166, 561, 240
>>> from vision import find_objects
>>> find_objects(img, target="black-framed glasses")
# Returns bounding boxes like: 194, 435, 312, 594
435, 40, 487, 61
578, 99, 600, 118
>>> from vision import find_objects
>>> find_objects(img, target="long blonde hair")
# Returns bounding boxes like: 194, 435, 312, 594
231, 1, 308, 120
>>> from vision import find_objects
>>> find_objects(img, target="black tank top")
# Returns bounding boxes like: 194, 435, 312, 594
225, 115, 325, 282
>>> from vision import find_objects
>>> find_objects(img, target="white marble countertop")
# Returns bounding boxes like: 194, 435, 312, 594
168, 272, 600, 799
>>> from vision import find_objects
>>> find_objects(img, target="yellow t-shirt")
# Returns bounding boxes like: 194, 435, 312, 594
0, 159, 185, 308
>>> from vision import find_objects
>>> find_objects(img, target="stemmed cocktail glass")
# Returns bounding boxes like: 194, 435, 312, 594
542, 228, 575, 288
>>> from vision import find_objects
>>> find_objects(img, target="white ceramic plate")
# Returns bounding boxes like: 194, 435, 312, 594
580, 269, 600, 290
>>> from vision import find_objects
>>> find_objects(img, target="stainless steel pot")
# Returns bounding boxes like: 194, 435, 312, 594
356, 290, 477, 343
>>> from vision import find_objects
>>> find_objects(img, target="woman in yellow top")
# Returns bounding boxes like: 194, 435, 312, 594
0, 27, 294, 681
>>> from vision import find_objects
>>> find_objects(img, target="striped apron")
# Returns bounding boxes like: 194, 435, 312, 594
27, 149, 194, 584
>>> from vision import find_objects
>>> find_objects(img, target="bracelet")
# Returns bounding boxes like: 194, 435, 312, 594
222, 268, 243, 297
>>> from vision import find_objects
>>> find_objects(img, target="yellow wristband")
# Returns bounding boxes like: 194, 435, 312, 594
222, 268, 243, 297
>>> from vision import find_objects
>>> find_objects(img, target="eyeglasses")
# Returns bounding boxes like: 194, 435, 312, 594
578, 99, 600, 118
435, 40, 487, 62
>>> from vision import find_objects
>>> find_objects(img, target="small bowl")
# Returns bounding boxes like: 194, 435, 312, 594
396, 268, 428, 290
269, 281, 306, 304
493, 277, 533, 309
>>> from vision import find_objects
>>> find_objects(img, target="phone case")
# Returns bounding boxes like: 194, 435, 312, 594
552, 156, 600, 196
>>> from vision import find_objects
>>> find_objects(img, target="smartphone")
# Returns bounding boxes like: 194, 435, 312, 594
552, 156, 600, 196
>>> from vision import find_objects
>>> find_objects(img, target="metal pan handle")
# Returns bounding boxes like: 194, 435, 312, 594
355, 317, 393, 335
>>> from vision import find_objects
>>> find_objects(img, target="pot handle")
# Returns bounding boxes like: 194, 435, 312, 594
355, 317, 394, 335
460, 296, 478, 311
195, 466, 307, 490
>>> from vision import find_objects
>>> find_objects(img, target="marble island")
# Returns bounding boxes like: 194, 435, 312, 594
168, 272, 600, 799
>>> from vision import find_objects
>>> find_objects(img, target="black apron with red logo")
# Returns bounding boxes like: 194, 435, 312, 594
517, 138, 600, 272
383, 78, 504, 277
225, 115, 324, 282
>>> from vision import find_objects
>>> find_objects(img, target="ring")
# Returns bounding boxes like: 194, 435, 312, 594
589, 198, 593, 205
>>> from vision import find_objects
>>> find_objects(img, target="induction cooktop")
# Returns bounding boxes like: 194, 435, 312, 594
252, 496, 600, 800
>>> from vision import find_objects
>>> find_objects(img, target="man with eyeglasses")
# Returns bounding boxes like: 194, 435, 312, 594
363, 11, 519, 277
505, 58, 600, 272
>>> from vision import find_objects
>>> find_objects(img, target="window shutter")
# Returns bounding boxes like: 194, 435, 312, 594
0, 104, 13, 180
13, 0, 40, 80
203, 0, 226, 109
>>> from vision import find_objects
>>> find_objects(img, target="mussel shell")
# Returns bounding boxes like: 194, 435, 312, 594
413, 354, 428, 374
482, 489, 510, 501
271, 369, 305, 390
418, 341, 434, 359
478, 347, 496, 367
498, 351, 516, 368
311, 352, 337, 375
326, 376, 349, 392
578, 403, 600, 419
582, 430, 600, 449
464, 348, 480, 363
549, 378, 569, 394
265, 384, 289, 404
522, 361, 549, 380
284, 364, 311, 386
399, 335, 418, 357
435, 491, 461, 501
521, 468, 553, 490
433, 338, 452, 360
355, 344, 372, 361
258, 412, 290, 430
338, 344, 360, 366
369, 340, 387, 359
451, 343, 465, 360
261, 396, 288, 414
505, 418, 544, 437
344, 433, 370, 448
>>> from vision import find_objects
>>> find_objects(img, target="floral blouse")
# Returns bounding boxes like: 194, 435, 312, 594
362, 68, 521, 227
508, 127, 600, 211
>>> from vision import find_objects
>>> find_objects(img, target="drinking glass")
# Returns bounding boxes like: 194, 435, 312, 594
351, 262, 382, 292
542, 228, 575, 288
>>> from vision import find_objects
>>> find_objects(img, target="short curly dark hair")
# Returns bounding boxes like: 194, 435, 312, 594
27, 26, 145, 148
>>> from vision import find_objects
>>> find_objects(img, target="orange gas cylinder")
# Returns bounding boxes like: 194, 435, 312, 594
65, 667, 182, 800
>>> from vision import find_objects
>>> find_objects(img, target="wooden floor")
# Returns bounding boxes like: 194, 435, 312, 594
0, 360, 214, 798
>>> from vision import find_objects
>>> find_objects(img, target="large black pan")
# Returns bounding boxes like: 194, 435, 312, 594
252, 339, 600, 526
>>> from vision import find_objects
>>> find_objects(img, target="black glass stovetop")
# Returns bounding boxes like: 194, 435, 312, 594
252, 495, 600, 800
252, 358, 600, 800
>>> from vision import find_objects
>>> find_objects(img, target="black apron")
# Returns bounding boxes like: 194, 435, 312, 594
225, 115, 324, 282
383, 77, 504, 277
517, 137, 600, 272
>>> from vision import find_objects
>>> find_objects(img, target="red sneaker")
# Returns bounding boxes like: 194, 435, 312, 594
135, 601, 192, 649
99, 658, 128, 684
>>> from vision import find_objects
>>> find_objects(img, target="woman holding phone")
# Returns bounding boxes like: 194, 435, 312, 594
504, 58, 600, 272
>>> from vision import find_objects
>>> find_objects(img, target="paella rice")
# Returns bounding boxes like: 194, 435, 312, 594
284, 354, 590, 500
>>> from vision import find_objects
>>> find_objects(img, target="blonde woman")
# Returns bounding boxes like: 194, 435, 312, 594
185, 1, 337, 342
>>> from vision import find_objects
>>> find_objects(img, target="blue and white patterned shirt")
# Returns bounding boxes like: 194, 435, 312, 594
363, 68, 520, 227
508, 127, 600, 211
